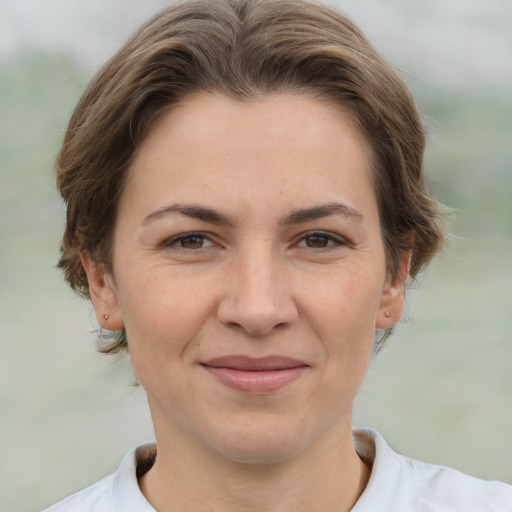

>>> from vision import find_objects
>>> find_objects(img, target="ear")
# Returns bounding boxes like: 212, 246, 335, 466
80, 251, 125, 331
376, 250, 411, 329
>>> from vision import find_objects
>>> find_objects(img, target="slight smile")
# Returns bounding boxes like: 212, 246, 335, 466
201, 355, 310, 394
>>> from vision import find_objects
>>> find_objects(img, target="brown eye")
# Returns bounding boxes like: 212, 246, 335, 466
295, 231, 347, 251
164, 232, 215, 251
179, 235, 206, 249
304, 235, 330, 248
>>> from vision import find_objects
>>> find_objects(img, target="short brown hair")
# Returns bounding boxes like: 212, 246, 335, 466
57, 0, 446, 353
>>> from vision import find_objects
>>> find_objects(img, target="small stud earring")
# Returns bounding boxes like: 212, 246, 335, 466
103, 314, 109, 320
384, 311, 391, 318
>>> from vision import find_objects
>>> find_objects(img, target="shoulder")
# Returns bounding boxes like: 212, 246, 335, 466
41, 443, 157, 512
353, 428, 512, 512
397, 451, 512, 511
40, 474, 114, 512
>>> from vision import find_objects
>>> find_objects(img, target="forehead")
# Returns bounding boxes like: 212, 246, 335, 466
123, 93, 377, 224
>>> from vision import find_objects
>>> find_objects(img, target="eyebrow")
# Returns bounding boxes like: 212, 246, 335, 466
142, 201, 363, 227
142, 203, 234, 226
281, 202, 363, 226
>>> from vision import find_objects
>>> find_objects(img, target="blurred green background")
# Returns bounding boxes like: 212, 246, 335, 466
0, 1, 511, 510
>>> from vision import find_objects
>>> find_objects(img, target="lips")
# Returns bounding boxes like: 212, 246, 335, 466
201, 355, 309, 394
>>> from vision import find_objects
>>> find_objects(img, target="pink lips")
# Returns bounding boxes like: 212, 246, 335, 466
201, 355, 309, 394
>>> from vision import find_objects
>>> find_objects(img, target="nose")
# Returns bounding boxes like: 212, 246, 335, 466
216, 245, 299, 336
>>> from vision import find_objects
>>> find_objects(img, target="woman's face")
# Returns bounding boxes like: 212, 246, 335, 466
85, 93, 406, 463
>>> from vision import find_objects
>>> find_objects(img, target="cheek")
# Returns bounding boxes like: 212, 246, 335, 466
301, 267, 384, 330
116, 270, 216, 362
300, 268, 382, 379
318, 281, 377, 381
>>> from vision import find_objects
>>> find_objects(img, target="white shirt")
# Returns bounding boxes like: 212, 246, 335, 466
42, 429, 512, 512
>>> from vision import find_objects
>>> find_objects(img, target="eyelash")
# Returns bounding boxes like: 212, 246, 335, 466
161, 230, 348, 253
161, 231, 217, 251
293, 230, 348, 251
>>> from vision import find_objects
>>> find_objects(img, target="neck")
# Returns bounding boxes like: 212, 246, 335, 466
139, 417, 370, 512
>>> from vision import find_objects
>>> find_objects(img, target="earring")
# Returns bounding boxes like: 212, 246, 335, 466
103, 314, 109, 320
384, 311, 391, 318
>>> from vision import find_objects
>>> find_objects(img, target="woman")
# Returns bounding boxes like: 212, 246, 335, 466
44, 0, 512, 510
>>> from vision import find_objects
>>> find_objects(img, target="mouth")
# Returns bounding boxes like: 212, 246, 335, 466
200, 355, 309, 394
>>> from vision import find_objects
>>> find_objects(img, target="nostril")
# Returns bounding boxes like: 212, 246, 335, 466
215, 279, 299, 336
223, 319, 288, 337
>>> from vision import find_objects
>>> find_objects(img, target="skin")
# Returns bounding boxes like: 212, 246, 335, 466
82, 93, 409, 511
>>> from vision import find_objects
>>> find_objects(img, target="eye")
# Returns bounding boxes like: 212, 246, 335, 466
295, 231, 347, 250
163, 232, 215, 250
301, 234, 333, 248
